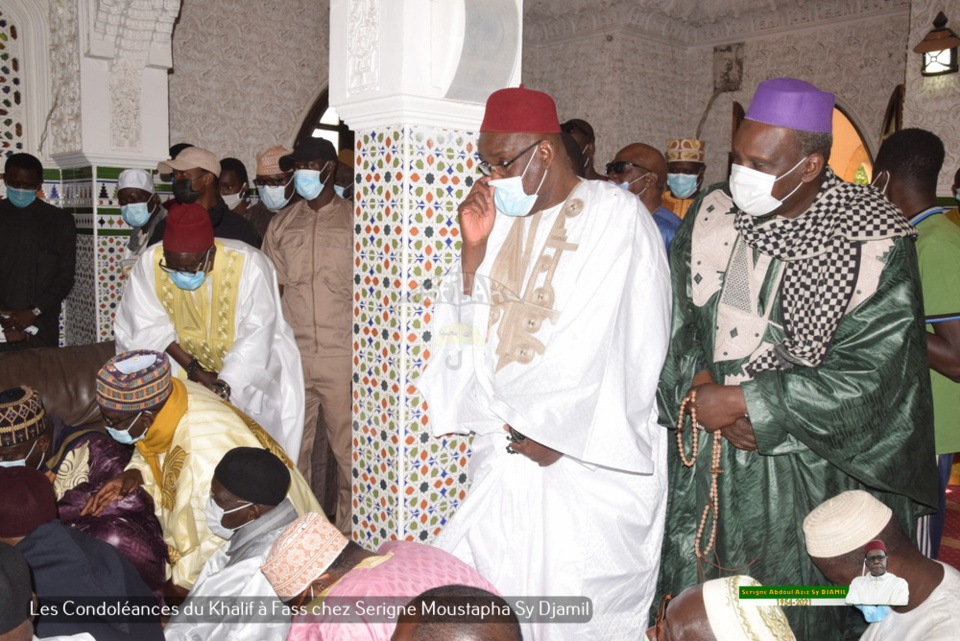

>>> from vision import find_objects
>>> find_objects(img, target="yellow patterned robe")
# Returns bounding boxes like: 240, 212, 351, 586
114, 238, 305, 463
126, 380, 320, 589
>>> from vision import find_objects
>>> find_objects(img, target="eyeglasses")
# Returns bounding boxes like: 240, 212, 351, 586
103, 411, 148, 429
159, 248, 212, 275
606, 160, 652, 175
649, 593, 672, 641
254, 174, 293, 188
866, 554, 886, 562
478, 140, 544, 177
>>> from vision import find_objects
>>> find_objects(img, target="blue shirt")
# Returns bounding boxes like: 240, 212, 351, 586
652, 205, 682, 255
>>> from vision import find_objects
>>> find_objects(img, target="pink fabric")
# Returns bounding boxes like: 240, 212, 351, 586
288, 540, 500, 641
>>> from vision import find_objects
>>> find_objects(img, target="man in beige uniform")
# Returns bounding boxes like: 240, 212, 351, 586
263, 137, 353, 534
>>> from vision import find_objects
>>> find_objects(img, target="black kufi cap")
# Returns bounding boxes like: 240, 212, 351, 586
214, 447, 290, 506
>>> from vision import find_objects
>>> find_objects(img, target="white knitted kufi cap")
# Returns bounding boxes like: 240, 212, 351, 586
802, 490, 893, 557
117, 169, 155, 194
702, 575, 796, 641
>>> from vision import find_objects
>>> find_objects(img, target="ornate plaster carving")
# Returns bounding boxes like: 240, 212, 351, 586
347, 0, 381, 95
46, 0, 83, 156
85, 0, 180, 153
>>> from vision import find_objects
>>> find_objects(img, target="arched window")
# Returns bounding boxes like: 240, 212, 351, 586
295, 88, 354, 153
830, 106, 872, 185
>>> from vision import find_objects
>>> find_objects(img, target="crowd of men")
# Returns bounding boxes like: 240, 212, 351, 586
1, 76, 959, 641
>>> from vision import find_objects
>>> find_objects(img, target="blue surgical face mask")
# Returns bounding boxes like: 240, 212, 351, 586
334, 185, 346, 199
121, 202, 155, 228
294, 166, 328, 201
6, 186, 38, 208
667, 173, 699, 199
105, 413, 146, 445
169, 270, 207, 291
488, 151, 548, 218
258, 179, 293, 211
955, 189, 960, 201
167, 250, 210, 291
0, 440, 38, 468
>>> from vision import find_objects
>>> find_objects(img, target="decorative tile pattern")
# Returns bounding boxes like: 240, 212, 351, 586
353, 126, 475, 547
0, 10, 23, 160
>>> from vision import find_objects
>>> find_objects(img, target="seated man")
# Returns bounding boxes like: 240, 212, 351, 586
645, 575, 795, 641
0, 541, 96, 641
114, 203, 304, 458
118, 168, 166, 275
0, 467, 163, 641
845, 541, 909, 608
804, 490, 959, 639
392, 585, 522, 641
164, 447, 301, 641
261, 513, 499, 640
0, 385, 166, 598
82, 350, 320, 597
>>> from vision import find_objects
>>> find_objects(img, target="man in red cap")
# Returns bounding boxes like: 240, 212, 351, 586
846, 541, 910, 608
418, 86, 671, 640
113, 204, 305, 461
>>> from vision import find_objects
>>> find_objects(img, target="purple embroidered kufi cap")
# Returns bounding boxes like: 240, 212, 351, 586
744, 78, 835, 134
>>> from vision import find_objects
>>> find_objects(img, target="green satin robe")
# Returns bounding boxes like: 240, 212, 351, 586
655, 184, 937, 641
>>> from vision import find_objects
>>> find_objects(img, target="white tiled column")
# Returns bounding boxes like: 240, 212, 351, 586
330, 0, 521, 545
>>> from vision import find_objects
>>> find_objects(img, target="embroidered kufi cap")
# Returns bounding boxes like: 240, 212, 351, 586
0, 542, 32, 634
0, 387, 46, 448
666, 138, 705, 163
257, 145, 293, 177
703, 575, 796, 641
158, 146, 221, 178
96, 350, 172, 412
261, 512, 349, 598
164, 203, 215, 253
480, 85, 561, 134
803, 490, 893, 557
745, 78, 834, 134
117, 169, 155, 195
215, 447, 290, 506
0, 467, 58, 537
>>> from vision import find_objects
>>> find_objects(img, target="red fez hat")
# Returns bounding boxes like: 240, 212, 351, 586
480, 85, 561, 134
164, 203, 215, 253
864, 540, 886, 553
0, 467, 58, 537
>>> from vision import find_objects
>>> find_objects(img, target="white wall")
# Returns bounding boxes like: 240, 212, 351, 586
168, 0, 330, 173
524, 4, 911, 187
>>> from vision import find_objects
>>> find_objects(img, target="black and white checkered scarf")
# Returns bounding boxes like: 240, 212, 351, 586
733, 169, 915, 375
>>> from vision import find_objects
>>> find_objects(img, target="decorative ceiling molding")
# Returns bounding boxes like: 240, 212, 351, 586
525, 0, 911, 48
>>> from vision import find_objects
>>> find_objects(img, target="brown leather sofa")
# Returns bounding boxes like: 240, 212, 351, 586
0, 341, 115, 429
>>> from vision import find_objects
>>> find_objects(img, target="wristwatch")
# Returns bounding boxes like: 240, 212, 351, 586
31, 307, 42, 317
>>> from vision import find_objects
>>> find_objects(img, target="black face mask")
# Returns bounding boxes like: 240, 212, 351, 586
173, 177, 202, 204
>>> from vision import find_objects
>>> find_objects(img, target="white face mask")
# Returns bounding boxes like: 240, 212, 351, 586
205, 495, 253, 540
222, 185, 247, 211
617, 172, 650, 198
729, 156, 808, 217
871, 171, 890, 199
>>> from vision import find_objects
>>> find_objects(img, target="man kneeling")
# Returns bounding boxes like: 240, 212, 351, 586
164, 447, 303, 641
